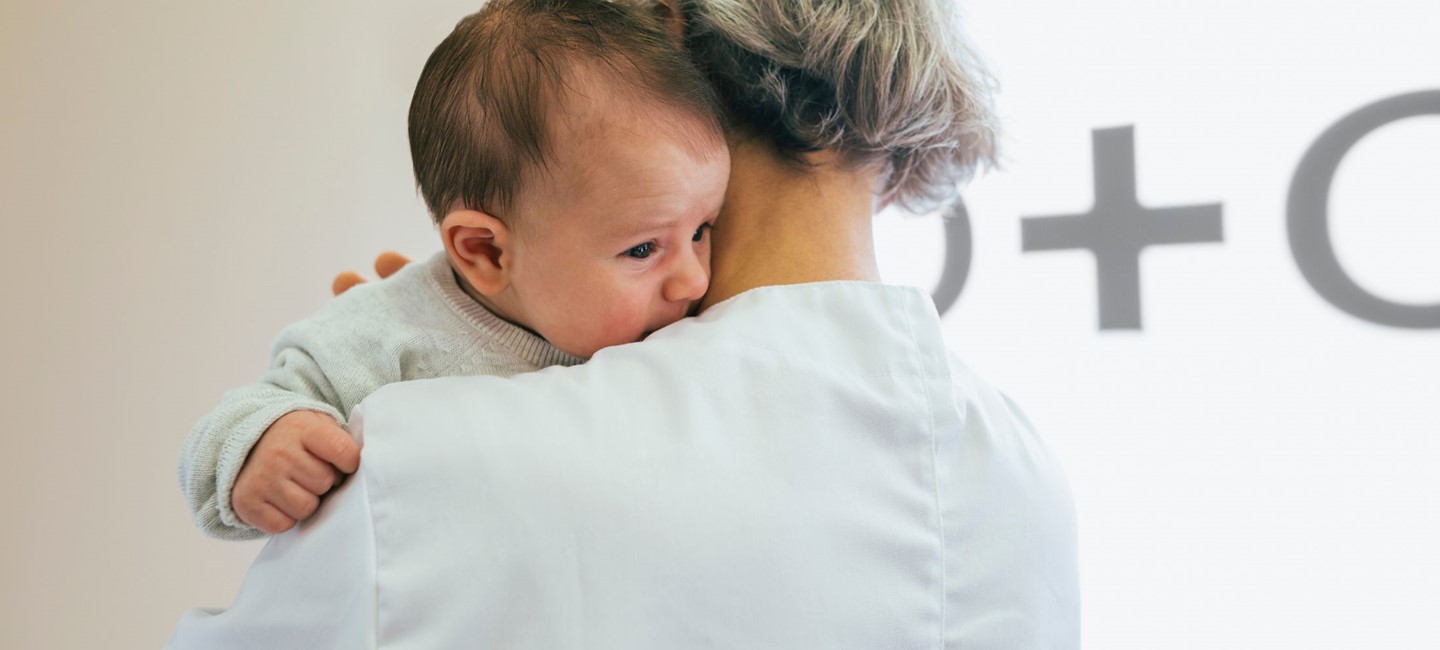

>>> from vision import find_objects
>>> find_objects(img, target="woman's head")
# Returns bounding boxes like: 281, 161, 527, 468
669, 0, 998, 213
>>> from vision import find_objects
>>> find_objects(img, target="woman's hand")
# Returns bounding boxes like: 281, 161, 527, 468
332, 251, 412, 296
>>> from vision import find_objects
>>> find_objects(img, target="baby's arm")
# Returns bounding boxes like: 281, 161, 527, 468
178, 324, 363, 540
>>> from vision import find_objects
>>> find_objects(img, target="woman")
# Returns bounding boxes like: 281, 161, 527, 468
174, 1, 1079, 647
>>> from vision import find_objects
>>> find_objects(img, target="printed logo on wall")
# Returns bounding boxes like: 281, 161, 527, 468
930, 90, 1440, 331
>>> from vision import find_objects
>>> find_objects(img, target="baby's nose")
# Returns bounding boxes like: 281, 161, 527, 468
661, 252, 708, 303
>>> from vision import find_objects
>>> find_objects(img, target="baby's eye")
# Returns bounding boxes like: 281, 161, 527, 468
692, 223, 712, 243
624, 242, 657, 259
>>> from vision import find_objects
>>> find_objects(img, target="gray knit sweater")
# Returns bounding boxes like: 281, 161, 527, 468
178, 252, 583, 540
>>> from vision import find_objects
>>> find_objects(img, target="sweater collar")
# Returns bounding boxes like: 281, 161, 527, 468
423, 252, 585, 369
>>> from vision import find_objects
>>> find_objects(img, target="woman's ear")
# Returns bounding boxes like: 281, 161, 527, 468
440, 209, 514, 296
652, 0, 687, 46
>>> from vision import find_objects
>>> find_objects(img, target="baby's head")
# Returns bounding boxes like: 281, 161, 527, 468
410, 0, 729, 359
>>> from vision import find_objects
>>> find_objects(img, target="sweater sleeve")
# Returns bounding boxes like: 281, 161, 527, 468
177, 320, 360, 541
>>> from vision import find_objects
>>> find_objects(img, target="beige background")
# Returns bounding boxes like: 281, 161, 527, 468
0, 2, 475, 646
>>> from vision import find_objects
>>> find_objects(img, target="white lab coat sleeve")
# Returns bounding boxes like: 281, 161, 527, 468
166, 406, 378, 650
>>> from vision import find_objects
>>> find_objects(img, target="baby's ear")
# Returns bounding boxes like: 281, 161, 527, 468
440, 209, 513, 296
651, 0, 686, 46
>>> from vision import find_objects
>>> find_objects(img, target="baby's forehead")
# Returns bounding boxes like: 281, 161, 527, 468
519, 115, 726, 242
547, 62, 722, 153
506, 63, 727, 231
535, 95, 724, 198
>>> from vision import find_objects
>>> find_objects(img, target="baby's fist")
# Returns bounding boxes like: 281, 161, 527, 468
231, 410, 361, 534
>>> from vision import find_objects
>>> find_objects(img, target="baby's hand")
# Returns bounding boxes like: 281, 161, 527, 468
231, 411, 361, 534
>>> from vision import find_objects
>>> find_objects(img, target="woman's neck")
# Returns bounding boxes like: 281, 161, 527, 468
700, 139, 882, 310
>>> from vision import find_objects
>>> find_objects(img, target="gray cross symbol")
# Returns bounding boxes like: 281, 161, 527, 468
1022, 126, 1224, 330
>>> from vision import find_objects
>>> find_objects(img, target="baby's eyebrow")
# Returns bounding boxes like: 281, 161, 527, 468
612, 215, 681, 239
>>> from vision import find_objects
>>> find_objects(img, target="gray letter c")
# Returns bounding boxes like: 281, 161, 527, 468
1288, 90, 1440, 329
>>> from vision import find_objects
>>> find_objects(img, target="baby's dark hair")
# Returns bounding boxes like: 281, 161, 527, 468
409, 0, 724, 224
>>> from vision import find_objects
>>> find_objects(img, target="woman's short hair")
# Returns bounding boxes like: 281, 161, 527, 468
677, 0, 999, 213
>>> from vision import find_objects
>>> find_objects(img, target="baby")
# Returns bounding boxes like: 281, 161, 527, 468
178, 0, 729, 539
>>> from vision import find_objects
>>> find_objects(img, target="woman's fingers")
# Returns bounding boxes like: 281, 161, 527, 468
333, 252, 410, 296
332, 271, 366, 296
374, 251, 411, 279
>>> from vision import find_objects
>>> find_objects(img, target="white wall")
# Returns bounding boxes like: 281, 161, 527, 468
1, 0, 1435, 647
899, 1, 1440, 647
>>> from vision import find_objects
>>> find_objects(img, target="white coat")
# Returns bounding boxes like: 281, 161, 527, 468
169, 282, 1080, 649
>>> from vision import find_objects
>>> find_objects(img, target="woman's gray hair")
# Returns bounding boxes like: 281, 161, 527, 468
675, 0, 998, 213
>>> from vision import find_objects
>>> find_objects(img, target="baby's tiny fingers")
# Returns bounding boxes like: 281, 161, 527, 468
303, 424, 361, 475
248, 502, 298, 535
290, 453, 339, 495
273, 481, 321, 521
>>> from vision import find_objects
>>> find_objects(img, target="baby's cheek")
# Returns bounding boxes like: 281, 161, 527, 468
582, 306, 648, 350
